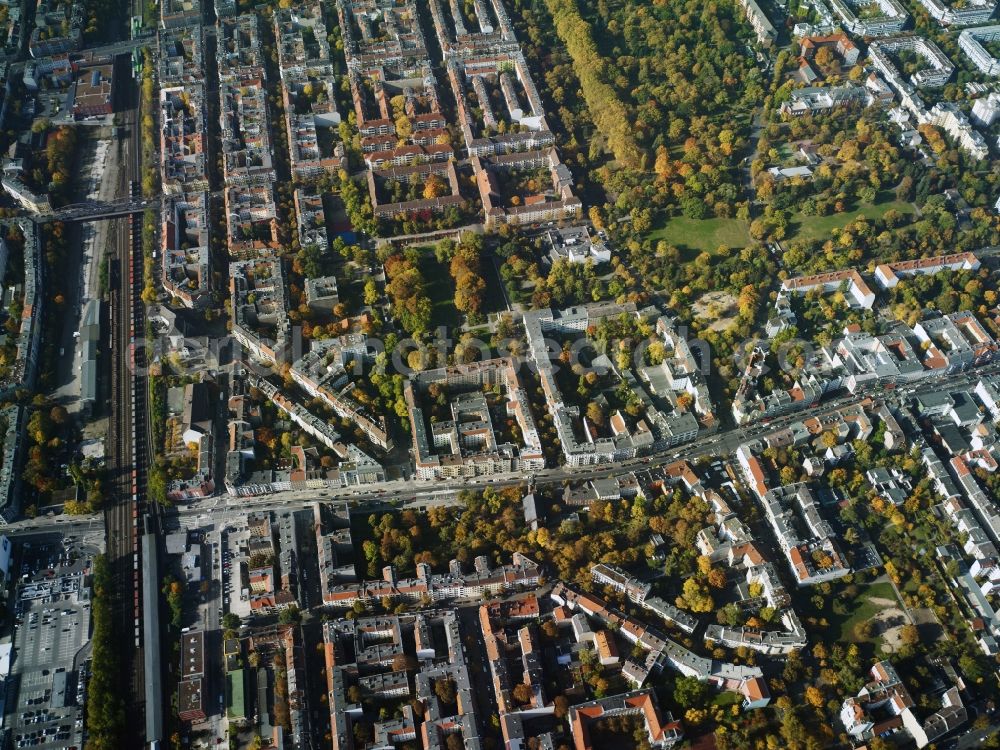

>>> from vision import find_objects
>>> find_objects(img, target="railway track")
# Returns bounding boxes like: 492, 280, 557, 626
104, 94, 149, 747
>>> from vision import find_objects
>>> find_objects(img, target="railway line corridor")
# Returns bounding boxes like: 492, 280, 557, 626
104, 91, 152, 747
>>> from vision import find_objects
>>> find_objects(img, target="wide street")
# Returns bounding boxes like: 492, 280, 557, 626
7, 358, 999, 540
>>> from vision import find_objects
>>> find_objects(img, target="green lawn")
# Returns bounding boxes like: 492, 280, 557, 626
712, 691, 743, 708
410, 246, 461, 330
789, 197, 915, 243
422, 259, 460, 330
481, 255, 510, 315
832, 580, 899, 644
647, 216, 751, 254
775, 143, 795, 160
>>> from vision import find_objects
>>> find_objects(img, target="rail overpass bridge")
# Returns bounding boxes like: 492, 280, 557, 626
30, 196, 159, 223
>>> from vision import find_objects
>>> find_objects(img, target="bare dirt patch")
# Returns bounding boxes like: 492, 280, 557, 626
692, 291, 739, 333
869, 596, 910, 652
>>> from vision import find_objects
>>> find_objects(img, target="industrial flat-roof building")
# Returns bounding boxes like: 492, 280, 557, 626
79, 299, 99, 409
142, 532, 164, 745
71, 64, 114, 118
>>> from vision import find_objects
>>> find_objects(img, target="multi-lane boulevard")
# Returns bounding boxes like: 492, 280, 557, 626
9, 358, 1000, 539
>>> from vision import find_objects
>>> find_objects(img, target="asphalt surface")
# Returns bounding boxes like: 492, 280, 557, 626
4, 543, 94, 750
7, 359, 1000, 541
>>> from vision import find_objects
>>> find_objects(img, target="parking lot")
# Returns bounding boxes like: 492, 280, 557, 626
4, 540, 92, 750
9, 601, 88, 749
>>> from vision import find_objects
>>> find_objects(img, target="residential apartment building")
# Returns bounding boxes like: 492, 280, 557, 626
474, 148, 581, 229
293, 187, 328, 251
591, 564, 652, 604
570, 691, 683, 749
779, 83, 869, 116
737, 0, 777, 46
827, 0, 909, 36
869, 37, 955, 89
290, 337, 390, 450
0, 405, 24, 523
800, 33, 860, 65
913, 311, 997, 374
323, 553, 541, 606
917, 0, 997, 26
218, 15, 281, 258
960, 25, 1000, 76
160, 86, 208, 194
874, 251, 980, 288
162, 193, 211, 308
405, 358, 544, 479
0, 222, 42, 405
762, 483, 851, 585
273, 6, 347, 180
229, 260, 290, 365
29, 0, 82, 57
781, 268, 876, 309
841, 661, 966, 748
161, 0, 201, 28
923, 102, 989, 160
972, 93, 1000, 126
551, 582, 770, 706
